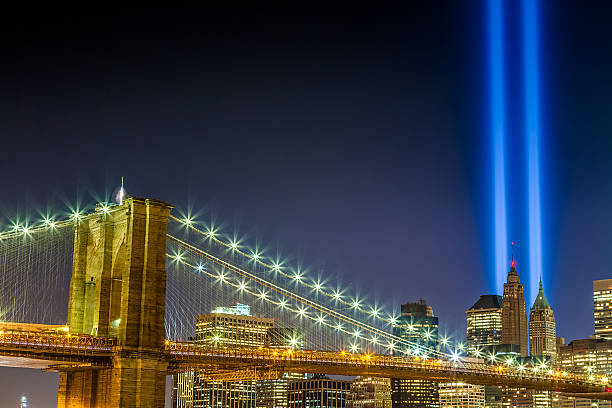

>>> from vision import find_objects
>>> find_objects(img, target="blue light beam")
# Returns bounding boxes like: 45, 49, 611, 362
523, 0, 543, 303
489, 0, 508, 295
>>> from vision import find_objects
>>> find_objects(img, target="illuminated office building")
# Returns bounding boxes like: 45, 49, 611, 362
391, 299, 439, 408
345, 377, 391, 408
288, 375, 351, 408
438, 383, 485, 408
466, 295, 503, 357
528, 279, 556, 360
172, 303, 274, 408
557, 336, 612, 376
256, 328, 306, 408
465, 295, 502, 408
502, 260, 528, 357
594, 279, 612, 339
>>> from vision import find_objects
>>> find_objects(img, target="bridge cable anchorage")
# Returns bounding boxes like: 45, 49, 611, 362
166, 233, 451, 360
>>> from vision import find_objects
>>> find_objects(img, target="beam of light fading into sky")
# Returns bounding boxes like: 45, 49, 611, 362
523, 0, 543, 304
489, 0, 508, 295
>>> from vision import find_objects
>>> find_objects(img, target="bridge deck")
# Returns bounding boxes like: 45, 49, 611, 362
166, 341, 609, 395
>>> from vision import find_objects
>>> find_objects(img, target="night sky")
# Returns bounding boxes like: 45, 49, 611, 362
2, 3, 612, 406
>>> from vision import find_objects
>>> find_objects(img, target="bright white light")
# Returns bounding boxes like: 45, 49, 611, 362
217, 272, 226, 283
370, 307, 380, 318
407, 324, 415, 332
440, 336, 449, 347
386, 341, 396, 352
424, 330, 432, 339
451, 351, 461, 362
207, 227, 217, 238
292, 272, 303, 282
196, 263, 205, 272
230, 241, 239, 250
332, 290, 343, 301
351, 298, 361, 310
21, 226, 30, 236
258, 290, 267, 300
71, 211, 83, 221
388, 314, 398, 325
296, 306, 306, 317
370, 336, 379, 344
316, 314, 325, 324
289, 336, 300, 348
100, 203, 110, 214
278, 299, 287, 309
349, 343, 359, 353
238, 281, 248, 292
313, 281, 323, 292
352, 329, 361, 338
252, 251, 260, 261
183, 217, 193, 227
335, 322, 343, 331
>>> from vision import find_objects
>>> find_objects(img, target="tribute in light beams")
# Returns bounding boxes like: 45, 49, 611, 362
489, 0, 508, 295
523, 0, 543, 303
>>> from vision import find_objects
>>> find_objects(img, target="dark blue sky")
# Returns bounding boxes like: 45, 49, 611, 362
1, 3, 612, 406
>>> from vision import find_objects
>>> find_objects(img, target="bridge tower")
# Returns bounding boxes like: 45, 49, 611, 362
58, 197, 173, 408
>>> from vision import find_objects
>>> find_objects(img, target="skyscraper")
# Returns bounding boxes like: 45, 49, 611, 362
594, 279, 612, 339
288, 375, 351, 408
528, 279, 556, 360
391, 299, 439, 408
465, 295, 502, 408
438, 383, 485, 408
172, 303, 274, 408
501, 260, 528, 356
346, 377, 392, 408
466, 295, 503, 357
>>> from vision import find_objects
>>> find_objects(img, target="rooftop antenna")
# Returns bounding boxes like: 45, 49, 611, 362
511, 241, 515, 268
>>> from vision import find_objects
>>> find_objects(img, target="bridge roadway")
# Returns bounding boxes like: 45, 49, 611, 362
0, 325, 610, 398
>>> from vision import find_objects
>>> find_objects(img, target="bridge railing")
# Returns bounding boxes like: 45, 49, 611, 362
0, 329, 115, 353
165, 341, 605, 389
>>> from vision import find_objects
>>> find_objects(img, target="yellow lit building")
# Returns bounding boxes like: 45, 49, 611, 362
594, 279, 612, 339
439, 382, 485, 408
466, 295, 503, 357
346, 377, 391, 408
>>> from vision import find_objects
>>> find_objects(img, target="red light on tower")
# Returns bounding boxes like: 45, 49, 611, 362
511, 260, 515, 268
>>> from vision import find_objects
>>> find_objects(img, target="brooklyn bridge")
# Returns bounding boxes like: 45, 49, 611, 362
0, 197, 609, 407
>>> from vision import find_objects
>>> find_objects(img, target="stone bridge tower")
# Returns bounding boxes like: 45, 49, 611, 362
58, 197, 173, 407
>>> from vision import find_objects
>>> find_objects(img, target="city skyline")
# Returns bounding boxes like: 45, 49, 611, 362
3, 2, 612, 407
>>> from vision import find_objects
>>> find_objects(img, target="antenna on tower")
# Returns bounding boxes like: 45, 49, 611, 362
511, 241, 515, 268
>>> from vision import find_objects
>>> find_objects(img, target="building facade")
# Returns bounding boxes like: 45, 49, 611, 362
391, 299, 440, 408
172, 303, 274, 408
256, 328, 306, 408
501, 260, 528, 357
345, 377, 392, 408
287, 376, 351, 408
529, 279, 556, 361
594, 279, 612, 340
439, 383, 485, 408
557, 336, 612, 376
466, 295, 503, 357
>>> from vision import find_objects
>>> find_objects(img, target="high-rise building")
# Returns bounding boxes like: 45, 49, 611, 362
594, 279, 612, 339
256, 328, 306, 408
172, 303, 274, 408
557, 336, 612, 375
465, 295, 501, 408
466, 295, 503, 357
502, 260, 528, 357
438, 383, 485, 408
345, 377, 392, 408
288, 375, 351, 408
391, 299, 440, 408
528, 279, 556, 360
